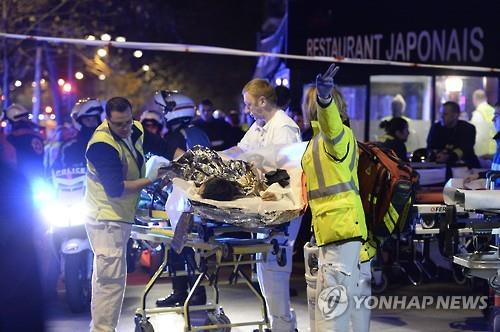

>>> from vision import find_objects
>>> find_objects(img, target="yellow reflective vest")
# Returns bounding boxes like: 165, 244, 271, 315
301, 100, 367, 246
85, 120, 145, 223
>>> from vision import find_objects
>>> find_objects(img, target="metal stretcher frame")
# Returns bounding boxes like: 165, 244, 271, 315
131, 222, 287, 332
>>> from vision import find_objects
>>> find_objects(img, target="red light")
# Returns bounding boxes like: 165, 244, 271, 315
62, 83, 72, 93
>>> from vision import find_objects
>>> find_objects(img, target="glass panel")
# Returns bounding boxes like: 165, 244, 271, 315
338, 85, 366, 141
369, 76, 432, 153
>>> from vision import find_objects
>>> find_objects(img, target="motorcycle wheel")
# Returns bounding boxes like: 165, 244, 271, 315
64, 249, 92, 313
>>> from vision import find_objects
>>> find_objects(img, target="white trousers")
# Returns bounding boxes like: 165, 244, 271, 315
257, 217, 301, 332
315, 241, 361, 332
86, 221, 132, 332
350, 260, 372, 332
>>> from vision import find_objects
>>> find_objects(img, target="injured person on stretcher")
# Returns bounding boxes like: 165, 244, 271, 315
159, 144, 306, 228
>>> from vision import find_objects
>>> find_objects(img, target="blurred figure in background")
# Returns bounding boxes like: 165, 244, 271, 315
0, 110, 16, 166
275, 85, 292, 117
300, 85, 316, 141
5, 103, 44, 180
224, 110, 245, 144
140, 109, 170, 158
192, 98, 232, 150
470, 89, 496, 160
378, 117, 410, 161
0, 159, 45, 331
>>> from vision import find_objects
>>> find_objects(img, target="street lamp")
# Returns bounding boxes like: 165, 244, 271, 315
133, 50, 143, 58
142, 64, 150, 71
97, 48, 107, 57
100, 33, 111, 41
75, 72, 84, 80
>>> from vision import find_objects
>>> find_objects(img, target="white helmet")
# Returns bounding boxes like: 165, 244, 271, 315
71, 98, 103, 130
153, 90, 195, 126
140, 110, 164, 127
6, 103, 30, 122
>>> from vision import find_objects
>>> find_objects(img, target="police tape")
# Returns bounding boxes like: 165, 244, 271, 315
1, 32, 499, 73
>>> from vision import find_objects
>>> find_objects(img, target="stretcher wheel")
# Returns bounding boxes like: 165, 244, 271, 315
451, 265, 467, 285
277, 247, 287, 267
207, 309, 231, 331
134, 314, 154, 332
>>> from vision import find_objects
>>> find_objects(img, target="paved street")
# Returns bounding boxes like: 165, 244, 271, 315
45, 269, 489, 332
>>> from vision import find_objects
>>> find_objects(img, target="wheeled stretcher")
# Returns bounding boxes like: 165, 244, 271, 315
132, 216, 292, 332
445, 172, 500, 331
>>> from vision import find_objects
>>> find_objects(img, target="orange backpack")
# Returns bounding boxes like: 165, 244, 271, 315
357, 141, 419, 238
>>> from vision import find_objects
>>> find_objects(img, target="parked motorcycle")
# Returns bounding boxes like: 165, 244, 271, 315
33, 166, 93, 313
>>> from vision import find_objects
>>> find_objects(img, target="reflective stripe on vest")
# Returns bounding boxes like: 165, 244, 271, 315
308, 133, 357, 200
321, 127, 345, 146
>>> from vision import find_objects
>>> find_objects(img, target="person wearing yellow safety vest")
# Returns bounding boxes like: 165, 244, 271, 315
85, 97, 168, 332
470, 89, 496, 159
301, 64, 368, 332
332, 87, 377, 332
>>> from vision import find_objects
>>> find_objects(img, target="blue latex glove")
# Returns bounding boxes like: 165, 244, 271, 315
315, 63, 340, 100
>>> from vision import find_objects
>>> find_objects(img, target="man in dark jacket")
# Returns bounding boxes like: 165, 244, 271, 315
427, 101, 480, 169
5, 104, 44, 180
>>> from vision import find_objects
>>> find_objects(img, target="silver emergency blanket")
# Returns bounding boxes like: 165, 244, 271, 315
164, 144, 307, 228
163, 146, 259, 195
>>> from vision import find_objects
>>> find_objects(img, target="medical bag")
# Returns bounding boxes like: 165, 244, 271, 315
357, 141, 419, 238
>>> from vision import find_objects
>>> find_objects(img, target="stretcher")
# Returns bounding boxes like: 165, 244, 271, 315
132, 213, 292, 332
441, 172, 500, 330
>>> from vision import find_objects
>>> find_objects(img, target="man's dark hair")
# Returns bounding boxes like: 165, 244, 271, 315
200, 99, 214, 108
275, 85, 291, 109
442, 101, 460, 114
106, 97, 132, 118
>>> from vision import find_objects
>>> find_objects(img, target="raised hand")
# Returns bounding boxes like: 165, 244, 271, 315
316, 63, 340, 100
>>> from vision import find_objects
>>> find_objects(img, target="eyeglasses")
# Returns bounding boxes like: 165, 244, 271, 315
108, 118, 133, 129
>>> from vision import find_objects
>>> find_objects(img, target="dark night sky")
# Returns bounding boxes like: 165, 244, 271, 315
111, 0, 268, 111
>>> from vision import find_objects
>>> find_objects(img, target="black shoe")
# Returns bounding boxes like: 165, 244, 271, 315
156, 292, 188, 307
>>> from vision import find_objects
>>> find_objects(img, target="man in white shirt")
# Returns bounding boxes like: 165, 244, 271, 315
226, 78, 301, 331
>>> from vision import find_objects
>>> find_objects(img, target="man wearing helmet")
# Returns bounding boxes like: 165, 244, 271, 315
150, 90, 210, 308
51, 99, 103, 170
152, 90, 211, 159
140, 109, 170, 158
5, 103, 44, 180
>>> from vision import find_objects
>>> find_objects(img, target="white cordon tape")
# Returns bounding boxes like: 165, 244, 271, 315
1, 32, 499, 73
